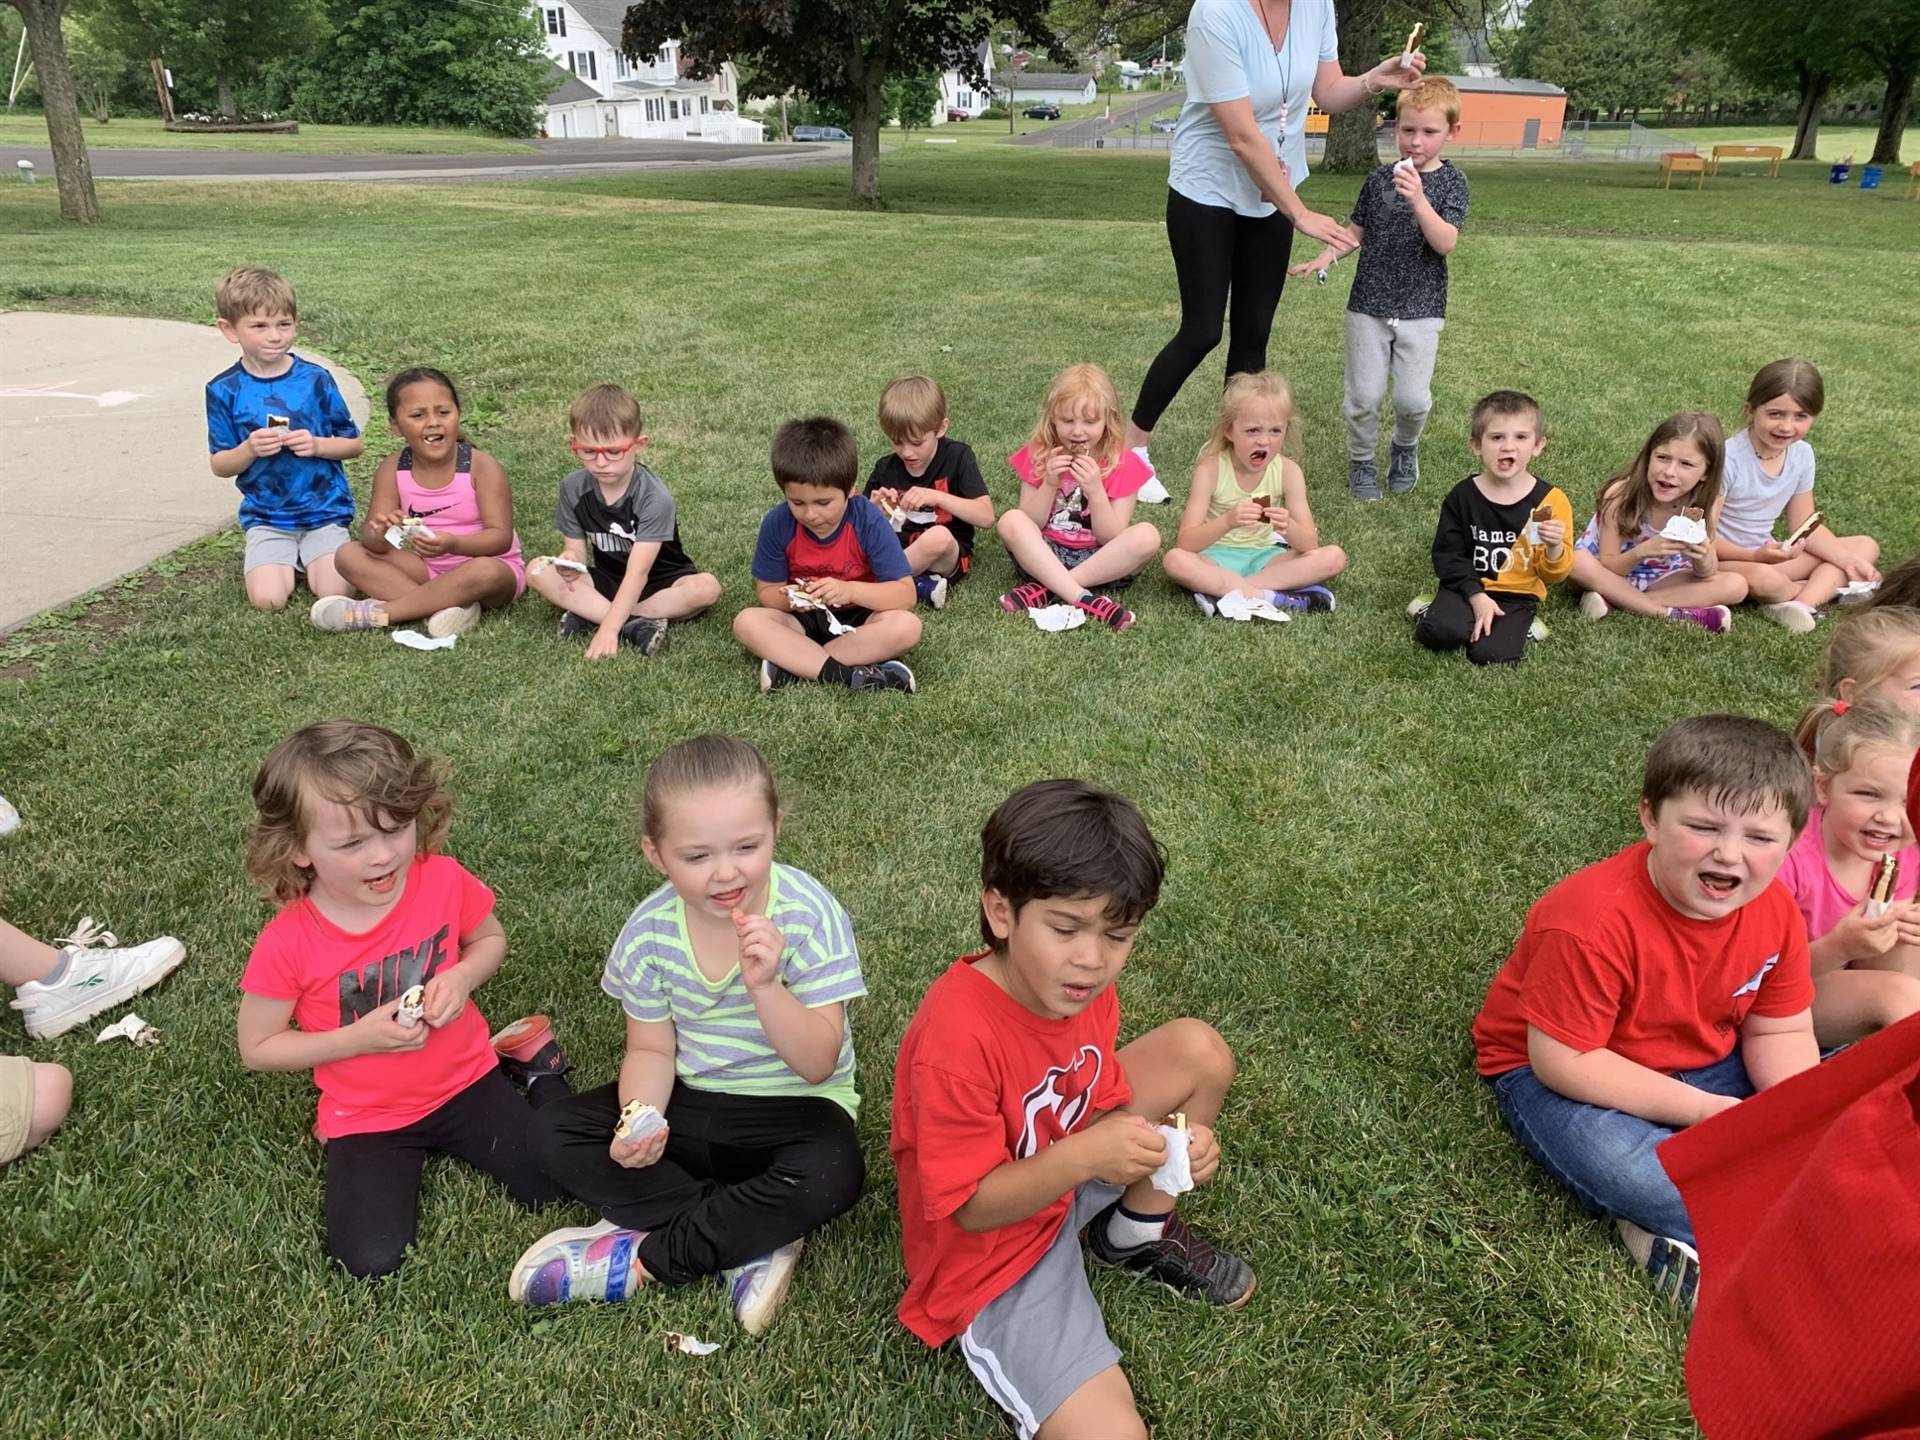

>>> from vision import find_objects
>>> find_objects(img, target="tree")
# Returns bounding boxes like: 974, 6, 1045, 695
1665, 0, 1866, 159
88, 0, 325, 116
885, 70, 942, 133
1502, 0, 1679, 121
1323, 3, 1479, 171
4, 0, 98, 221
64, 10, 134, 120
1851, 0, 1916, 164
621, 1, 1067, 207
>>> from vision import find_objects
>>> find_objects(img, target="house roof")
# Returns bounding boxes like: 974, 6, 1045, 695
544, 63, 601, 106
1444, 74, 1566, 97
1008, 72, 1094, 90
567, 0, 630, 47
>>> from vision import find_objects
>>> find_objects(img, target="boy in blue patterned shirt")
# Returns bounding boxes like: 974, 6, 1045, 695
206, 267, 364, 609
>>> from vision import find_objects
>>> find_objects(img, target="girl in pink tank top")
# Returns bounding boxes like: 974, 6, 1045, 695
311, 366, 526, 638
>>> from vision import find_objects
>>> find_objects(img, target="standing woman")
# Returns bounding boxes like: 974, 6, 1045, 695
1127, 0, 1425, 497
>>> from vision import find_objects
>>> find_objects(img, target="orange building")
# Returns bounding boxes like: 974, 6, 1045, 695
1445, 76, 1566, 149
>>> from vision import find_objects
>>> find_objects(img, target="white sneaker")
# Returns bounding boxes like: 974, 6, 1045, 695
1579, 591, 1611, 621
1131, 446, 1171, 504
723, 1237, 803, 1336
0, 793, 17, 837
1528, 617, 1551, 642
1615, 1218, 1701, 1313
11, 920, 187, 1040
426, 604, 481, 639
1760, 600, 1818, 634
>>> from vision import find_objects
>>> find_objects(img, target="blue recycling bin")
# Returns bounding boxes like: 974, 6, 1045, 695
1829, 162, 1851, 184
1860, 165, 1884, 190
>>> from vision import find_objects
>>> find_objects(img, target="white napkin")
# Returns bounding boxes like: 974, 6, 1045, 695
96, 1012, 160, 1046
1150, 1123, 1194, 1196
1027, 604, 1086, 632
786, 589, 853, 634
1660, 515, 1709, 545
527, 555, 587, 577
1217, 591, 1291, 623
391, 630, 457, 652
664, 1333, 720, 1356
1838, 579, 1881, 599
383, 521, 435, 549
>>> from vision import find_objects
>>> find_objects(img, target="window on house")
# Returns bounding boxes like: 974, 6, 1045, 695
580, 52, 597, 80
545, 8, 565, 36
958, 89, 971, 108
655, 50, 669, 68
699, 96, 709, 113
615, 53, 630, 79
668, 99, 679, 119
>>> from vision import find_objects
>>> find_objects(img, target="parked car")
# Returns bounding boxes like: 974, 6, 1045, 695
793, 125, 850, 142
946, 108, 972, 122
1022, 103, 1061, 120
1149, 117, 1176, 133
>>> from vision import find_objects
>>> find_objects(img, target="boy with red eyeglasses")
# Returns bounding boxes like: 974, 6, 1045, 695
527, 384, 722, 660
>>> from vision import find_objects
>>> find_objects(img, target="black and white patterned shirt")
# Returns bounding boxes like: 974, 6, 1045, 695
1346, 159, 1470, 322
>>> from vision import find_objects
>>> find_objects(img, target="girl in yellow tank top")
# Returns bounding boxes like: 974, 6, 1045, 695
1162, 372, 1348, 618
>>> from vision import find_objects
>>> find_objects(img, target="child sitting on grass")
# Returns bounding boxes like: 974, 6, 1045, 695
863, 373, 995, 610
511, 735, 866, 1336
1162, 370, 1346, 619
205, 266, 365, 611
237, 721, 569, 1278
1782, 698, 1920, 1046
313, 368, 525, 640
999, 363, 1162, 632
1571, 411, 1744, 634
1714, 358, 1880, 633
734, 417, 921, 694
527, 383, 721, 660
1471, 713, 1819, 1311
892, 779, 1251, 1440
1411, 389, 1572, 665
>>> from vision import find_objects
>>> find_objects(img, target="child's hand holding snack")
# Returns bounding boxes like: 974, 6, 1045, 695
1077, 1113, 1166, 1186
801, 576, 852, 609
1185, 1121, 1221, 1185
421, 968, 475, 1028
1830, 895, 1902, 962
247, 425, 289, 459
282, 428, 318, 458
733, 908, 784, 991
357, 999, 431, 1054
1229, 498, 1267, 528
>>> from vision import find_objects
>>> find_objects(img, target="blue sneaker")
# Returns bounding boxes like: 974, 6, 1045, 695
846, 660, 917, 693
723, 1238, 803, 1335
914, 573, 949, 609
508, 1220, 649, 1306
1615, 1219, 1700, 1313
1268, 585, 1336, 613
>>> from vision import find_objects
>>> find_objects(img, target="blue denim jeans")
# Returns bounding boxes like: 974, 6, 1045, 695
1488, 1047, 1754, 1246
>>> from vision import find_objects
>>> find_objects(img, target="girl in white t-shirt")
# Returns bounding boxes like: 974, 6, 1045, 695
1714, 358, 1880, 633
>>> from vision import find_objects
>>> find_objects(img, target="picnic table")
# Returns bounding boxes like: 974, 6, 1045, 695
1660, 151, 1706, 190
1908, 161, 1920, 199
1709, 144, 1783, 178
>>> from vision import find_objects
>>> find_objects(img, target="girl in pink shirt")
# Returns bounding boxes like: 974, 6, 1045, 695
237, 721, 569, 1276
1783, 697, 1920, 1046
314, 367, 526, 639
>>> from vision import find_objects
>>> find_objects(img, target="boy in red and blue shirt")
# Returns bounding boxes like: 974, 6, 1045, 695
734, 416, 922, 694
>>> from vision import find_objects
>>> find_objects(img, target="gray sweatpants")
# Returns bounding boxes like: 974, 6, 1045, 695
1344, 312, 1445, 461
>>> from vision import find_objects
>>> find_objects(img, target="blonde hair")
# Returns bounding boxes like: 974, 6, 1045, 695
246, 721, 452, 905
216, 266, 297, 323
1746, 357, 1824, 417
1397, 76, 1461, 126
1818, 608, 1920, 705
1197, 370, 1301, 470
1597, 412, 1725, 538
569, 383, 643, 440
877, 374, 948, 443
1027, 363, 1124, 476
640, 734, 780, 843
1794, 695, 1920, 776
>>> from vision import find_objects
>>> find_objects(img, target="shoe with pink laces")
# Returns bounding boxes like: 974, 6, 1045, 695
1073, 592, 1134, 631
999, 580, 1050, 613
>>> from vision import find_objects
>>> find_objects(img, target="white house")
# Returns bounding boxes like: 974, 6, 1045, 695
998, 73, 1098, 107
533, 2, 760, 142
934, 41, 993, 122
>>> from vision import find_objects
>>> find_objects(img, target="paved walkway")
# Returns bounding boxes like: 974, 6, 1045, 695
0, 137, 845, 184
0, 311, 368, 633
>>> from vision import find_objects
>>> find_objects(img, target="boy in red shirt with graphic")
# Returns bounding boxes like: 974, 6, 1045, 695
1472, 712, 1820, 1311
891, 780, 1252, 1440
734, 415, 922, 694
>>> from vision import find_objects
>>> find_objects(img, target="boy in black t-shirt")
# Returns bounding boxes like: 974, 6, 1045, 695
862, 375, 994, 610
527, 385, 721, 660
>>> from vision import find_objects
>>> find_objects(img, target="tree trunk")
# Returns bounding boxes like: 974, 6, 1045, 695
1868, 59, 1913, 165
13, 0, 99, 223
846, 58, 886, 208
1790, 64, 1829, 160
216, 68, 234, 118
1323, 1, 1384, 173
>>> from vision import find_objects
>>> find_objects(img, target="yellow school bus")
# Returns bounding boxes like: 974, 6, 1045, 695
1306, 102, 1329, 135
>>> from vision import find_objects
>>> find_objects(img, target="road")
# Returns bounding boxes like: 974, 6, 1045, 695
1011, 90, 1185, 148
0, 136, 848, 184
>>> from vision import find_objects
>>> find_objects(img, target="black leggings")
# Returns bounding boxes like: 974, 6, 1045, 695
324, 1069, 565, 1278
527, 1080, 865, 1286
1414, 589, 1539, 667
1133, 187, 1297, 433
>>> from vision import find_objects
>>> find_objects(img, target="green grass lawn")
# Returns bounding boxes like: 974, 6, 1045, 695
1658, 122, 1894, 163
0, 114, 536, 155
1, 147, 1917, 1439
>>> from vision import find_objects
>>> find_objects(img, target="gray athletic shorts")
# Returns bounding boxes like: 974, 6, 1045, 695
243, 524, 351, 575
959, 1180, 1124, 1438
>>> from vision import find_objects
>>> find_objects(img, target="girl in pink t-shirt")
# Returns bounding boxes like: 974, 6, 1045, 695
998, 362, 1162, 631
237, 721, 569, 1277
313, 366, 526, 640
1784, 698, 1920, 1046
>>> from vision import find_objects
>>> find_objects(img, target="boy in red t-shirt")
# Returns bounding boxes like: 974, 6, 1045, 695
891, 780, 1252, 1440
1471, 712, 1820, 1310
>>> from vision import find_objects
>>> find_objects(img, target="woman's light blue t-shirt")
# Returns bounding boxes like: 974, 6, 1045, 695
1169, 0, 1339, 217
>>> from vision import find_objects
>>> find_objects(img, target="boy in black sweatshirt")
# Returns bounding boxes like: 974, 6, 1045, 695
1410, 390, 1573, 665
